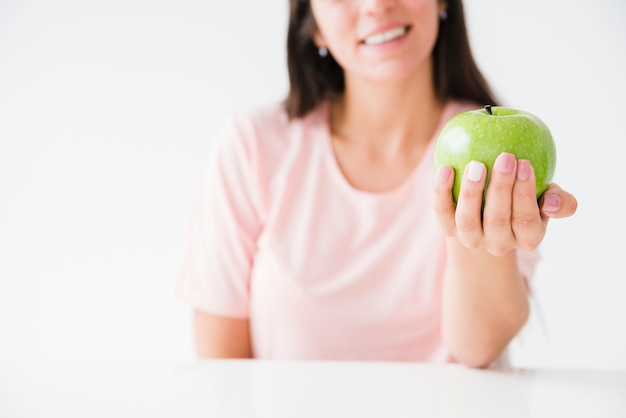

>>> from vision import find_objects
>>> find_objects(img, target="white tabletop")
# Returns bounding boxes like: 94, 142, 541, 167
1, 360, 625, 417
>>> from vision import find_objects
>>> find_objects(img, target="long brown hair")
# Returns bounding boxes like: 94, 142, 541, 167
283, 0, 498, 119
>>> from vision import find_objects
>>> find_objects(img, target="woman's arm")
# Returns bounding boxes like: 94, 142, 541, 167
441, 241, 529, 368
193, 310, 253, 358
435, 153, 577, 368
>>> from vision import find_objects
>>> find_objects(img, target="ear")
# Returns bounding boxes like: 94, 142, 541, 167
313, 29, 326, 48
312, 29, 326, 49
438, 1, 448, 13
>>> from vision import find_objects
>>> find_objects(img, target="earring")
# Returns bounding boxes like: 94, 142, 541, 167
439, 10, 448, 21
318, 46, 328, 57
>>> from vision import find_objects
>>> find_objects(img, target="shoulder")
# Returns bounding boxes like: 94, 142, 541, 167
213, 102, 288, 151
230, 102, 291, 135
220, 101, 327, 143
443, 99, 484, 121
206, 102, 329, 205
212, 101, 326, 160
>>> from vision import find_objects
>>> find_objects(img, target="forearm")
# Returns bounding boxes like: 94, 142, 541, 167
441, 238, 530, 368
194, 310, 253, 359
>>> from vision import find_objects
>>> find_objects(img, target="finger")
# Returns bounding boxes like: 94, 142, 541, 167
539, 184, 578, 219
511, 160, 545, 251
482, 152, 517, 255
434, 165, 457, 236
455, 160, 486, 249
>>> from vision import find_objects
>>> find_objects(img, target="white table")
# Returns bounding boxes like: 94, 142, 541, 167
1, 360, 625, 417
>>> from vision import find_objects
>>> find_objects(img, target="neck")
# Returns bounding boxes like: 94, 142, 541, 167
330, 62, 444, 154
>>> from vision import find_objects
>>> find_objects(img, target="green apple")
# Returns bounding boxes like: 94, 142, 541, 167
434, 105, 556, 204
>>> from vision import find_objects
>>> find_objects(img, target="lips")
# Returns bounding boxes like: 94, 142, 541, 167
361, 25, 411, 46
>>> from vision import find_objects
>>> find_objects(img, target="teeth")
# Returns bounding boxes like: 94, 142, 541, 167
364, 27, 407, 45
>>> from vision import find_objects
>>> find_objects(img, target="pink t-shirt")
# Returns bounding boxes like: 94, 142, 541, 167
175, 99, 538, 362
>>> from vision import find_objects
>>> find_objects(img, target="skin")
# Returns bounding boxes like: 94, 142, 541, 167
194, 0, 578, 367
193, 311, 252, 358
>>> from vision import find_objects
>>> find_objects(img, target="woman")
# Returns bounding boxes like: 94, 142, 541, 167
175, 0, 577, 368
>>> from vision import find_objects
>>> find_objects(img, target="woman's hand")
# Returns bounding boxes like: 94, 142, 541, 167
435, 152, 577, 366
434, 152, 577, 255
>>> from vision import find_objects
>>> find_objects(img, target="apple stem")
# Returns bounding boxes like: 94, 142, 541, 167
485, 105, 493, 115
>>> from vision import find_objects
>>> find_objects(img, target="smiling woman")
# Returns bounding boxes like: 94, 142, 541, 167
174, 0, 577, 368
283, 0, 496, 118
309, 0, 440, 82
1, 0, 623, 373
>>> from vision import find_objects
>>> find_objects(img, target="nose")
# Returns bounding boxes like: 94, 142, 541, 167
361, 0, 396, 15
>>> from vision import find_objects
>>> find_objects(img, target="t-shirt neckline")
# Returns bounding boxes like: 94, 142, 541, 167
317, 99, 455, 200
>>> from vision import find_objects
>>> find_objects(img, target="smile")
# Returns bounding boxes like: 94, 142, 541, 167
362, 26, 410, 46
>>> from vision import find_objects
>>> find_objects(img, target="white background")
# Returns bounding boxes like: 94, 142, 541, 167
1, 0, 625, 370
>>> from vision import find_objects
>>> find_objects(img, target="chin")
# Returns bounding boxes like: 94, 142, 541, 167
356, 55, 430, 84
362, 65, 422, 83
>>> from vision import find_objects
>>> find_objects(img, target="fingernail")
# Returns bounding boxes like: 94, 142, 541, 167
496, 152, 515, 174
438, 165, 452, 182
517, 160, 531, 180
467, 161, 484, 182
542, 193, 561, 212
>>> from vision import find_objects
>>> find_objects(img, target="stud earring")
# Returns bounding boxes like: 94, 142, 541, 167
439, 10, 448, 21
318, 46, 328, 57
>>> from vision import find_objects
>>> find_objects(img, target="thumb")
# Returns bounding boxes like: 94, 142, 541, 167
539, 184, 578, 219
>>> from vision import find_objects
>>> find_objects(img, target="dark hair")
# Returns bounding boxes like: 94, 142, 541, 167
283, 0, 499, 119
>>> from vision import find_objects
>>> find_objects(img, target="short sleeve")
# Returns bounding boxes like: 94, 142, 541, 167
174, 115, 263, 318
